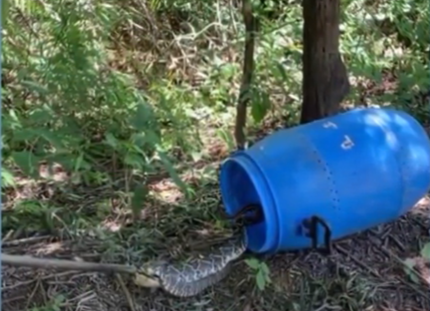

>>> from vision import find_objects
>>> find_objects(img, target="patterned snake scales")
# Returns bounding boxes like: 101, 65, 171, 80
134, 231, 248, 297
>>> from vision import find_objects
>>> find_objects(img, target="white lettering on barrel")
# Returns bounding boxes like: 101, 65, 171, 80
341, 135, 354, 149
323, 122, 338, 129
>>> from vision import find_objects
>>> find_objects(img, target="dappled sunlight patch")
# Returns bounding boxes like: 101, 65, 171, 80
100, 219, 123, 232
2, 162, 73, 211
193, 228, 213, 237
414, 196, 430, 208
3, 178, 50, 206
35, 241, 65, 256
147, 163, 221, 206
410, 195, 430, 216
403, 256, 430, 286
149, 179, 184, 204
38, 162, 70, 182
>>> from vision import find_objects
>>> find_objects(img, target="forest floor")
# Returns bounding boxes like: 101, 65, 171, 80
2, 1, 430, 310
2, 105, 430, 311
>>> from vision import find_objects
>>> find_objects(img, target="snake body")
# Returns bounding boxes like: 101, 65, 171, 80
134, 231, 247, 297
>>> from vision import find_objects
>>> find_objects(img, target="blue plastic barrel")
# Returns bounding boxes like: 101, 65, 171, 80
219, 108, 430, 254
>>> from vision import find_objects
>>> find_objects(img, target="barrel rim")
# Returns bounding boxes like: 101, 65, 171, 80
220, 153, 279, 253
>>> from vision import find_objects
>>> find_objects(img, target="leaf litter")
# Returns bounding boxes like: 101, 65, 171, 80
2, 113, 430, 311
2, 162, 430, 311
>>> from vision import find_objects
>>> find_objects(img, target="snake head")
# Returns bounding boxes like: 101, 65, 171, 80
133, 260, 168, 289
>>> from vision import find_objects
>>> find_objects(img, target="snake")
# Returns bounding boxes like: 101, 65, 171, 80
130, 198, 264, 298
133, 229, 249, 297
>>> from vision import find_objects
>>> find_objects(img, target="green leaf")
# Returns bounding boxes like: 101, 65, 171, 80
74, 152, 91, 171
403, 258, 420, 284
131, 185, 148, 218
131, 101, 156, 131
54, 294, 66, 303
20, 80, 49, 96
35, 128, 66, 151
251, 89, 270, 123
105, 132, 118, 149
245, 258, 260, 270
124, 153, 146, 169
276, 63, 288, 81
13, 129, 38, 142
220, 63, 237, 79
131, 131, 160, 150
1, 168, 16, 188
256, 269, 266, 291
2, 0, 10, 29
12, 151, 39, 178
130, 133, 146, 149
29, 108, 54, 124
409, 272, 420, 284
158, 151, 188, 194
144, 130, 161, 145
216, 129, 235, 153
420, 243, 430, 260
261, 262, 270, 276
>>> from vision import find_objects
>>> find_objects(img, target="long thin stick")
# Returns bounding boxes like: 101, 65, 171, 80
2, 253, 137, 275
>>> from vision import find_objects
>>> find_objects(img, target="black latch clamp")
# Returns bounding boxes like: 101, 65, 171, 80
302, 215, 332, 255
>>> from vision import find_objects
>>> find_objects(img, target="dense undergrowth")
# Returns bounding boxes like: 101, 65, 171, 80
1, 0, 430, 309
2, 0, 429, 193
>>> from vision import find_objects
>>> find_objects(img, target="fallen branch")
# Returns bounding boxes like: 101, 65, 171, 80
2, 253, 136, 275
2, 253, 139, 310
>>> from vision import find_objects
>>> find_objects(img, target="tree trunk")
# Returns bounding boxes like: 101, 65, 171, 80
234, 0, 257, 149
300, 0, 350, 124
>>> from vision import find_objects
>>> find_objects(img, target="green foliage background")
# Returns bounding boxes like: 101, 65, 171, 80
1, 0, 430, 309
2, 0, 429, 191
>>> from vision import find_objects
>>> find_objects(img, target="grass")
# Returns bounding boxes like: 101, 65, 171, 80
2, 0, 430, 310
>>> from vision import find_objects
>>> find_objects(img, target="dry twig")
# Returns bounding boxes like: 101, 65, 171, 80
2, 253, 137, 275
